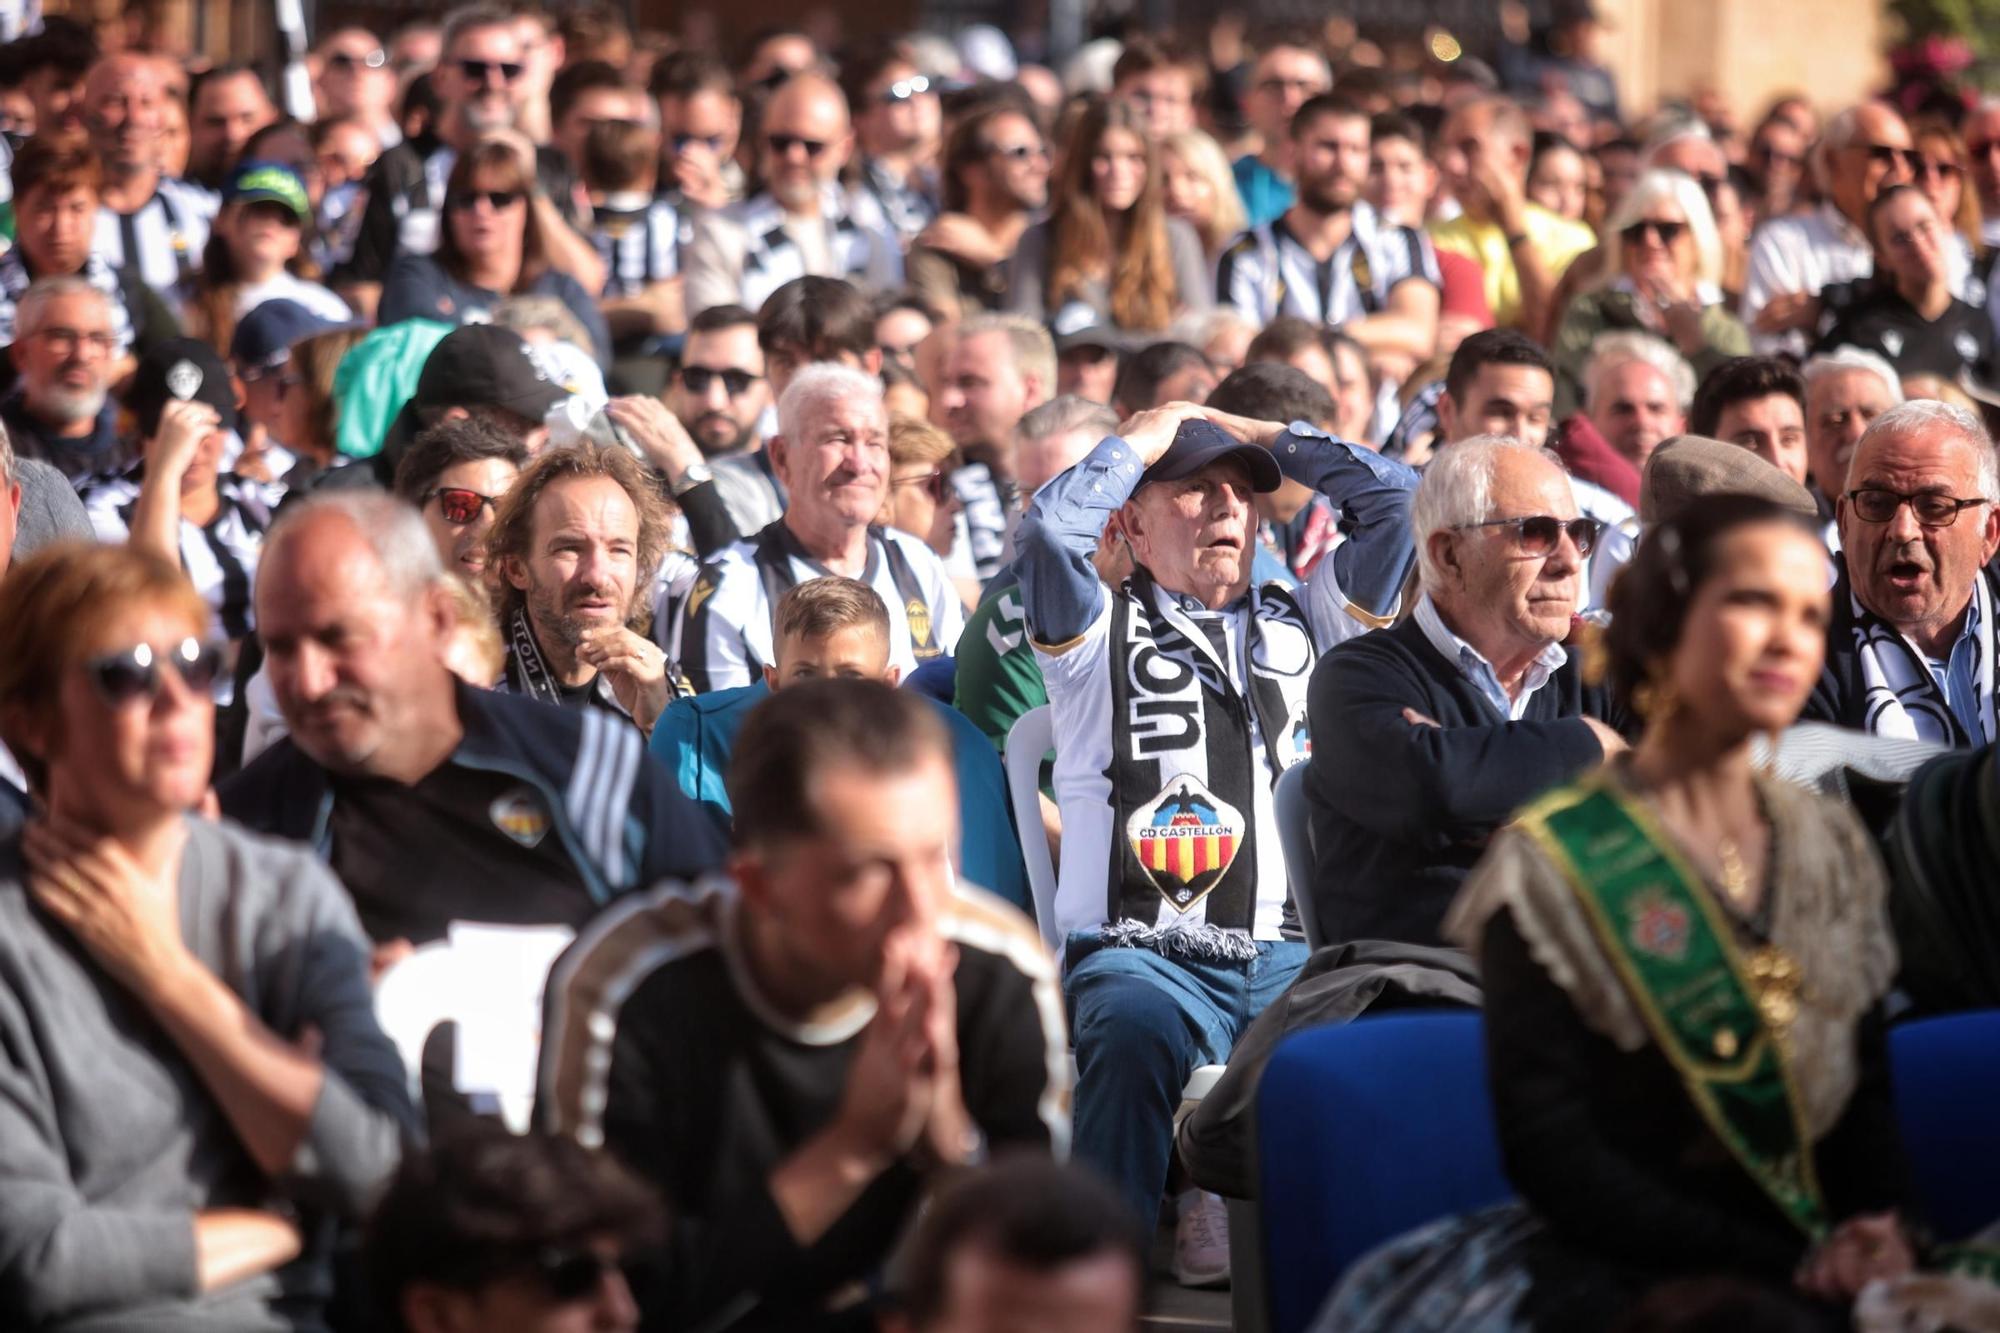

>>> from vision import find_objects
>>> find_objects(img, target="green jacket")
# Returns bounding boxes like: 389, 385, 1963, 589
1553, 287, 1751, 418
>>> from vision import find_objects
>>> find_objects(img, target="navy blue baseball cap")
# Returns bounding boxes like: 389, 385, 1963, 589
1139, 418, 1282, 493
231, 299, 348, 372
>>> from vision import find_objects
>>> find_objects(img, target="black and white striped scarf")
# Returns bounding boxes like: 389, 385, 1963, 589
1853, 575, 1997, 746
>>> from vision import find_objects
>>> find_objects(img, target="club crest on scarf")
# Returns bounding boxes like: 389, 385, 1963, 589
1125, 775, 1247, 910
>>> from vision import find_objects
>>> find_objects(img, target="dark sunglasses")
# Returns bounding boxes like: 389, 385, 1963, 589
425, 486, 504, 525
533, 1247, 625, 1304
766, 133, 829, 159
1753, 144, 1804, 168
878, 75, 931, 103
1916, 157, 1963, 182
1858, 143, 1919, 173
679, 365, 762, 396
448, 189, 524, 211
1456, 514, 1601, 558
458, 58, 523, 84
894, 470, 953, 503
328, 49, 388, 70
84, 638, 225, 706
1621, 218, 1686, 246
985, 141, 1047, 162
1845, 487, 1988, 528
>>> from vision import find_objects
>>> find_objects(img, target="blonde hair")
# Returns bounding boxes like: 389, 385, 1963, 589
441, 573, 504, 685
1162, 129, 1246, 258
771, 575, 891, 645
887, 412, 959, 471
1598, 168, 1724, 291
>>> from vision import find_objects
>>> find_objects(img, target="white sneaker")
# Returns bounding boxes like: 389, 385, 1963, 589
1174, 1188, 1231, 1288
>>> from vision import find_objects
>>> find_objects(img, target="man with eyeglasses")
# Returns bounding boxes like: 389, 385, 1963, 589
1308, 435, 1627, 950
80, 53, 220, 300
843, 50, 940, 249
682, 72, 901, 316
907, 102, 1049, 321
1809, 399, 2000, 746
1816, 185, 1995, 384
338, 4, 602, 321
315, 27, 402, 150
667, 303, 778, 534
1, 276, 125, 481
1742, 101, 1919, 358
1231, 32, 1332, 229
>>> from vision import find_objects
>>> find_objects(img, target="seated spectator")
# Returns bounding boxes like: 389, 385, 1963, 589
649, 51, 744, 215
392, 414, 529, 579
1007, 98, 1212, 334
669, 303, 781, 535
1231, 33, 1332, 229
1808, 399, 2000, 745
81, 54, 220, 301
221, 491, 725, 946
1691, 355, 1811, 485
232, 305, 364, 489
0, 542, 417, 1328
1801, 347, 1903, 511
81, 339, 284, 676
537, 678, 1064, 1330
1016, 403, 1405, 1275
366, 1125, 661, 1333
374, 323, 571, 478
1, 276, 127, 481
1327, 497, 1912, 1330
1113, 341, 1216, 416
1526, 131, 1588, 222
1306, 436, 1627, 949
843, 48, 942, 248
681, 73, 901, 315
486, 443, 677, 732
675, 365, 964, 693
1367, 111, 1437, 229
883, 414, 974, 599
652, 576, 1027, 906
1816, 184, 1995, 382
1553, 168, 1750, 416
1575, 331, 1693, 470
186, 64, 277, 194
1111, 35, 1200, 144
1162, 128, 1247, 265
184, 162, 353, 356
379, 137, 611, 363
906, 99, 1050, 321
937, 314, 1055, 576
1055, 318, 1122, 405
581, 118, 685, 354
874, 292, 936, 376
888, 1157, 1146, 1333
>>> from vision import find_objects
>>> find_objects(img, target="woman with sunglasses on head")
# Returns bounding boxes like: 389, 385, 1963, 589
1551, 168, 1751, 416
0, 542, 417, 1330
1006, 97, 1212, 335
377, 137, 611, 364
1323, 496, 1923, 1332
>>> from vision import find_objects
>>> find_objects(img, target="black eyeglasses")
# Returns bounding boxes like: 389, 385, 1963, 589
425, 487, 504, 524
766, 133, 829, 158
1621, 218, 1686, 246
328, 49, 387, 70
532, 1247, 624, 1304
458, 59, 523, 84
84, 638, 225, 706
985, 141, 1047, 162
1858, 143, 1919, 174
878, 75, 931, 103
679, 365, 762, 396
1456, 514, 1602, 557
448, 189, 524, 211
1845, 487, 1989, 528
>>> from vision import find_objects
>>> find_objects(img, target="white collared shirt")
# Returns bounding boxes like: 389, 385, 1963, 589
1413, 593, 1568, 721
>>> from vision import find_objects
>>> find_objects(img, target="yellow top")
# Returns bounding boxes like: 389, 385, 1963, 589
1428, 202, 1598, 329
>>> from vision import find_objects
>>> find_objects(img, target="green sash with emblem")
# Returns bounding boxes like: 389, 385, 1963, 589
1517, 778, 1828, 1240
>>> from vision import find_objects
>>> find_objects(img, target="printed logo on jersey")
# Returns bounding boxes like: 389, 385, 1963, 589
1126, 775, 1246, 911
490, 788, 551, 848
684, 571, 719, 624
907, 598, 933, 650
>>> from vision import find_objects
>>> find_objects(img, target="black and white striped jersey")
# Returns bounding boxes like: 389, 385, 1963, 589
1216, 201, 1440, 328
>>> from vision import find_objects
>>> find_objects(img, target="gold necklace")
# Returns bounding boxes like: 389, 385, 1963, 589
1715, 836, 1754, 909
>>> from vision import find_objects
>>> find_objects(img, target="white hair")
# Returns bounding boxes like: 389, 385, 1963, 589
1585, 331, 1696, 412
15, 275, 113, 341
1854, 398, 1999, 502
776, 362, 886, 443
1801, 347, 1905, 408
265, 489, 445, 602
1410, 435, 1569, 592
1598, 168, 1724, 290
0, 418, 11, 489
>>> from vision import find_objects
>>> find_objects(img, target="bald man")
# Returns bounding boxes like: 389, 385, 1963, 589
81, 54, 220, 294
681, 72, 902, 313
1742, 102, 1924, 357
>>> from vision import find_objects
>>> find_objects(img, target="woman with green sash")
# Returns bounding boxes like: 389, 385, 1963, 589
1318, 496, 1918, 1331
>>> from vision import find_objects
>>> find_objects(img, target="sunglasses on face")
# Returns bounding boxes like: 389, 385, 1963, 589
1845, 487, 1988, 528
893, 470, 952, 503
533, 1247, 626, 1304
84, 637, 225, 706
1621, 218, 1686, 246
766, 133, 829, 159
458, 59, 523, 84
679, 365, 761, 396
1754, 144, 1804, 168
878, 75, 931, 103
448, 189, 524, 211
1858, 143, 1919, 173
328, 49, 388, 70
1456, 514, 1602, 558
1916, 157, 1963, 182
985, 141, 1047, 162
426, 487, 503, 525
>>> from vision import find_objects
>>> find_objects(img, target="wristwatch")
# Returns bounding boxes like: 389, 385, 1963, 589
670, 462, 714, 497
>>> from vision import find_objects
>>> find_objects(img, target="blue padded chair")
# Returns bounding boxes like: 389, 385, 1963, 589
1256, 1013, 1512, 1333
1889, 1008, 2000, 1242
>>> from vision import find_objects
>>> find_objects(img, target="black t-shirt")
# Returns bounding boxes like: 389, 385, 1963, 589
538, 885, 1064, 1331
1815, 276, 1994, 381
327, 760, 596, 944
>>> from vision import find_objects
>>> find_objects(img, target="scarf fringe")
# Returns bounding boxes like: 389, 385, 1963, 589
1097, 920, 1262, 963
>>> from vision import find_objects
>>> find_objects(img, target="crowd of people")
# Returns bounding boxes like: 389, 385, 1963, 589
0, 2, 1998, 1329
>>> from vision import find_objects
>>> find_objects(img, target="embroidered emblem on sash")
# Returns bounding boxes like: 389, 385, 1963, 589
1628, 888, 1691, 962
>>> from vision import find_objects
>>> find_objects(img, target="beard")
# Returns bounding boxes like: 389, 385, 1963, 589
770, 172, 821, 211
32, 380, 107, 425
461, 94, 517, 135
527, 576, 631, 650
689, 410, 758, 458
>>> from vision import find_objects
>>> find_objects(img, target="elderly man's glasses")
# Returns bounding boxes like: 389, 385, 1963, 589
1856, 143, 1919, 173
766, 133, 829, 159
85, 638, 225, 706
425, 487, 504, 525
1846, 487, 1989, 528
36, 326, 118, 357
1456, 514, 1602, 557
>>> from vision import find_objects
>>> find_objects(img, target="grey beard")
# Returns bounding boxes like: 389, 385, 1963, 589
461, 97, 517, 136
31, 383, 107, 426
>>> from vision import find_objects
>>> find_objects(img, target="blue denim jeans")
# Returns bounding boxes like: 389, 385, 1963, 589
1063, 934, 1311, 1225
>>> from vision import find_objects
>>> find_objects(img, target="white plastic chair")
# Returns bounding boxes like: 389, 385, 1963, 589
1272, 761, 1324, 949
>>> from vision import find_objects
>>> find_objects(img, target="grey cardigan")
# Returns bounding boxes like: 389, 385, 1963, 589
1005, 214, 1215, 330
0, 817, 418, 1330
